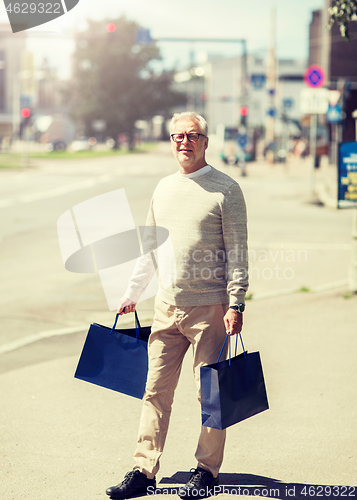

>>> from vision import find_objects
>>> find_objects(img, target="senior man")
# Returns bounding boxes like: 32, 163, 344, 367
106, 111, 249, 500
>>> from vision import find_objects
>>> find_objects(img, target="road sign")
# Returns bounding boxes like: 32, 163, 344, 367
136, 28, 152, 45
328, 90, 341, 106
338, 142, 357, 206
300, 88, 329, 114
237, 134, 248, 148
20, 95, 32, 108
282, 98, 294, 110
251, 74, 266, 90
326, 104, 343, 123
304, 64, 326, 88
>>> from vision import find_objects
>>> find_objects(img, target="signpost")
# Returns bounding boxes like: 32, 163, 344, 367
136, 28, 152, 45
303, 64, 326, 88
301, 66, 328, 198
236, 130, 249, 176
326, 104, 343, 123
328, 90, 341, 107
300, 88, 329, 114
282, 98, 294, 110
237, 134, 248, 148
300, 87, 328, 195
251, 74, 266, 90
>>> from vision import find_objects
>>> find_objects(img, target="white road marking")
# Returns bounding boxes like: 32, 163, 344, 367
0, 325, 87, 355
0, 174, 112, 208
0, 315, 148, 355
0, 280, 350, 354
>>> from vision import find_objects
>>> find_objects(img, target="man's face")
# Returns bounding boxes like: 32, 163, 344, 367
170, 118, 208, 173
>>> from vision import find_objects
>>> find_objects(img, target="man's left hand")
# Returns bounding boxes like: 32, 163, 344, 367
224, 308, 243, 335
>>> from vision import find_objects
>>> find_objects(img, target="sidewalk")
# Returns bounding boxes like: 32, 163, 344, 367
1, 286, 356, 500
314, 156, 339, 209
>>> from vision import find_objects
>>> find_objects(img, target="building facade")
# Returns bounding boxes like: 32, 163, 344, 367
201, 54, 305, 136
309, 2, 357, 143
0, 24, 26, 139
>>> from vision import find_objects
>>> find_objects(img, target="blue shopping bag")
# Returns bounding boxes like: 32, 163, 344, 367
200, 333, 269, 430
74, 311, 151, 399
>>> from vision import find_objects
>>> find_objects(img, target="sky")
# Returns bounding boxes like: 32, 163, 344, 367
0, 0, 325, 79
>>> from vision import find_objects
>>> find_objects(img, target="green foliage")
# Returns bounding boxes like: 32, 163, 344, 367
67, 17, 186, 147
297, 286, 311, 293
328, 0, 357, 41
0, 154, 23, 169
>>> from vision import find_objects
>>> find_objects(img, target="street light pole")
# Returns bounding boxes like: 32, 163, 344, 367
266, 7, 276, 151
309, 113, 318, 195
240, 39, 248, 109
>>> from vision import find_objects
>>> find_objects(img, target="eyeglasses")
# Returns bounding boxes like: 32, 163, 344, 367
170, 133, 206, 143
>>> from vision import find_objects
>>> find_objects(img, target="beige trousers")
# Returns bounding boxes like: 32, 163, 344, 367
133, 297, 229, 479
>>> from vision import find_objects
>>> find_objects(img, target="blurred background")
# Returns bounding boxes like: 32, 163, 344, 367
1, 3, 357, 496
0, 0, 356, 164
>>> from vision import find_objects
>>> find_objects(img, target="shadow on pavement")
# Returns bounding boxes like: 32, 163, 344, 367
158, 472, 356, 499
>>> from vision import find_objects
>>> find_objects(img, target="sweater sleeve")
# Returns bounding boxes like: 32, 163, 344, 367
221, 183, 249, 306
123, 198, 158, 302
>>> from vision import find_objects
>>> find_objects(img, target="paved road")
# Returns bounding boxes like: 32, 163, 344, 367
0, 146, 177, 354
1, 145, 356, 499
0, 144, 353, 357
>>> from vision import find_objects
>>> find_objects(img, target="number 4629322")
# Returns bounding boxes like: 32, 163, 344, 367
301, 485, 355, 497
6, 3, 61, 14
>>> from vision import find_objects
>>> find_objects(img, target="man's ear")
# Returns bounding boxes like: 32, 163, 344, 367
204, 137, 209, 150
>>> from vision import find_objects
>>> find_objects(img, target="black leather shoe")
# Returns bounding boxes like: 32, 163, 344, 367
106, 469, 156, 499
178, 467, 219, 499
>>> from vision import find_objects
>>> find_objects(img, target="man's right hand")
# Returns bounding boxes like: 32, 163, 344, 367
117, 297, 137, 315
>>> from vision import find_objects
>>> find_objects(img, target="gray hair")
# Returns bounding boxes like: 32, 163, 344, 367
169, 111, 208, 136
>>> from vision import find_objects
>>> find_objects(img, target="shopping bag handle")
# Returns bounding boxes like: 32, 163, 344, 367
109, 310, 142, 339
216, 332, 247, 365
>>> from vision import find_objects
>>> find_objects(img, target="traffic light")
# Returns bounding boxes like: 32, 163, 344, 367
106, 23, 116, 33
240, 106, 248, 126
21, 107, 30, 118
20, 107, 31, 138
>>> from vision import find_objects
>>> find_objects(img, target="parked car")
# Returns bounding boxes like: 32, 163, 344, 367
45, 141, 66, 152
219, 126, 253, 164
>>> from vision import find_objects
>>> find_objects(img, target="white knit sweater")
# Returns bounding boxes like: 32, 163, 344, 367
125, 166, 249, 307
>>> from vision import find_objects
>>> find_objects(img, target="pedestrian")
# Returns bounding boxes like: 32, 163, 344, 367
106, 111, 249, 500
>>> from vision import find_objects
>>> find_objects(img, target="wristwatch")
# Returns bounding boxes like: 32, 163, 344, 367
230, 303, 245, 313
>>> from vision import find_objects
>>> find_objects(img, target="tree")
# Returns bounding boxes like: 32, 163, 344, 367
67, 17, 186, 148
328, 0, 357, 41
